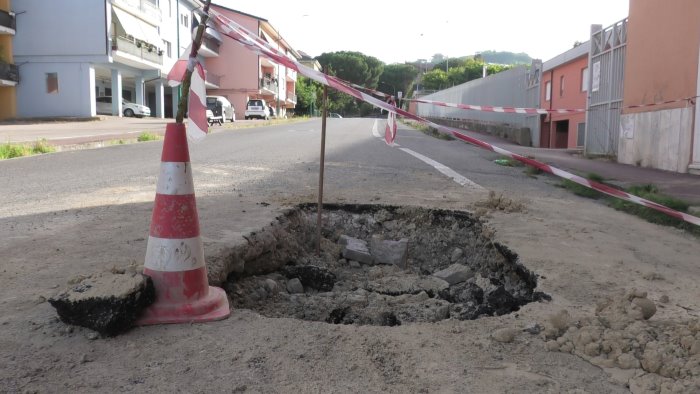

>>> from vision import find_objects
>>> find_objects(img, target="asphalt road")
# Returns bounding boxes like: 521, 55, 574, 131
0, 117, 571, 218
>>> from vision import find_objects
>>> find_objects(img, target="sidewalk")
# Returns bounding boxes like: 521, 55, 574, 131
450, 127, 700, 205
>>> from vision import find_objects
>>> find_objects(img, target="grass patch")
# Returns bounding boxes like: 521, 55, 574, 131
608, 184, 699, 235
137, 132, 160, 142
400, 119, 454, 140
559, 173, 606, 199
0, 140, 56, 159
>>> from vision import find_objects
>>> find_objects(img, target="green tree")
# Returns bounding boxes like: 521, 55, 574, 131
378, 64, 419, 98
294, 76, 320, 116
421, 69, 449, 90
316, 51, 385, 116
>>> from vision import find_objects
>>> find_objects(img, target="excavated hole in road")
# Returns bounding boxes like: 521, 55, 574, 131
223, 204, 549, 326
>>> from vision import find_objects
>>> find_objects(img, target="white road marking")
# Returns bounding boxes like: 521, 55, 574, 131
399, 148, 486, 191
369, 120, 480, 189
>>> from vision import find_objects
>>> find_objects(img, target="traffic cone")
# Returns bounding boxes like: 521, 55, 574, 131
138, 123, 230, 325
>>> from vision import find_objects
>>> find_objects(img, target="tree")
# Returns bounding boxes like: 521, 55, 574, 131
378, 64, 419, 97
421, 69, 449, 90
294, 76, 320, 116
315, 51, 385, 116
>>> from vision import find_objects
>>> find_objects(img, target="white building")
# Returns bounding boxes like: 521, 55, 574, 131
12, 0, 220, 118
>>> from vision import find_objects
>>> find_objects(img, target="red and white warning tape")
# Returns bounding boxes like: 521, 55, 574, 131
409, 96, 697, 115
208, 9, 700, 228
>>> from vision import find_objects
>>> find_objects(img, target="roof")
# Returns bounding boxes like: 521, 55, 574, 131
211, 3, 300, 59
543, 41, 590, 71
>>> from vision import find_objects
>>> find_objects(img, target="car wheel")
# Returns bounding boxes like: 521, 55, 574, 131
245, 116, 249, 120
124, 108, 134, 117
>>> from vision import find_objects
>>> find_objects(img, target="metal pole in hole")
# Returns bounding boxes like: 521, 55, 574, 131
316, 80, 329, 256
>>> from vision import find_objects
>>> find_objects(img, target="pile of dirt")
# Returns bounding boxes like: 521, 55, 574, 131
543, 289, 700, 392
225, 204, 549, 326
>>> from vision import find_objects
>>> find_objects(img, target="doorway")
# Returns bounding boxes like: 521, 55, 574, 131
555, 120, 569, 149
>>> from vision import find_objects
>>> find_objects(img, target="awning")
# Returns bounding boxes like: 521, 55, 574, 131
113, 7, 162, 48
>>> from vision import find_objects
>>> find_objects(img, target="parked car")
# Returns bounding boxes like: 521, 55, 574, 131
206, 109, 223, 126
206, 96, 235, 122
245, 99, 269, 120
329, 113, 342, 118
96, 96, 151, 117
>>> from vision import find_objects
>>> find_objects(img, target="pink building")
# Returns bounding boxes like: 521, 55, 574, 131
618, 0, 700, 174
205, 5, 300, 119
540, 43, 590, 149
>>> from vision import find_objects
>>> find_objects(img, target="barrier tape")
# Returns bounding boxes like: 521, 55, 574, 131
208, 9, 700, 228
409, 96, 697, 115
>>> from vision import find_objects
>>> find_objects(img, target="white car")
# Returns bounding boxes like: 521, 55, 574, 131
206, 96, 235, 123
245, 99, 269, 120
96, 96, 151, 118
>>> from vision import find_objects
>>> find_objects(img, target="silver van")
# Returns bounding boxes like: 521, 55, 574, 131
206, 96, 235, 122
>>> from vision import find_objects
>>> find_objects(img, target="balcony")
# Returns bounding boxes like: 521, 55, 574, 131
199, 36, 220, 58
112, 35, 163, 67
260, 76, 278, 94
286, 93, 297, 104
286, 68, 297, 82
205, 71, 220, 88
112, 0, 161, 25
0, 61, 19, 86
0, 9, 15, 35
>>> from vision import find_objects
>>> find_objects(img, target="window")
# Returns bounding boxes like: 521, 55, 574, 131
167, 0, 172, 17
46, 73, 59, 94
581, 67, 589, 92
163, 40, 172, 58
559, 75, 564, 97
545, 81, 551, 101
181, 13, 188, 27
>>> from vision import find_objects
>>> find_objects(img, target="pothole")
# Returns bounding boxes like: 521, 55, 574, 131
223, 204, 549, 326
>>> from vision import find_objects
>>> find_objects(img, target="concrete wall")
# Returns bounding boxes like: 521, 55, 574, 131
13, 0, 107, 57
541, 54, 588, 149
618, 107, 693, 173
206, 6, 260, 120
16, 62, 95, 117
416, 66, 538, 146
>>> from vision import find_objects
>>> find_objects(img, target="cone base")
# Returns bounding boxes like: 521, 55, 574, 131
136, 286, 230, 325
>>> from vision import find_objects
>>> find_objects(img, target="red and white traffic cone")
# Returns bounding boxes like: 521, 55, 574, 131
138, 123, 230, 325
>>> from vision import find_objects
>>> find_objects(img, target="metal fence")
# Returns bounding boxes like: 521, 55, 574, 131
585, 18, 628, 156
416, 62, 542, 145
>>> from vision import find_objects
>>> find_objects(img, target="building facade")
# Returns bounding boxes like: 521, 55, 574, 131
11, 0, 214, 119
205, 5, 299, 120
540, 42, 590, 149
618, 0, 700, 174
0, 0, 18, 120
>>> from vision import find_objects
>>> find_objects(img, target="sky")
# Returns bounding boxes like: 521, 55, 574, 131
213, 0, 629, 64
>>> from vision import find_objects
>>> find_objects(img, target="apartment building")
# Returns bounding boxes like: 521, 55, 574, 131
540, 42, 590, 149
205, 5, 300, 119
0, 0, 17, 120
11, 0, 219, 119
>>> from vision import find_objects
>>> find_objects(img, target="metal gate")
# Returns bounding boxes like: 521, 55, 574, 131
585, 18, 628, 156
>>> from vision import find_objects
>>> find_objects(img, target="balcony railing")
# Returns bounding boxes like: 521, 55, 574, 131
205, 71, 221, 87
260, 77, 278, 93
112, 0, 161, 23
0, 62, 19, 84
112, 35, 163, 65
199, 36, 220, 57
286, 94, 297, 104
0, 9, 16, 34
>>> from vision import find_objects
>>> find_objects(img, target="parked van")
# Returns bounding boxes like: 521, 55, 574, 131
206, 96, 235, 122
245, 99, 269, 120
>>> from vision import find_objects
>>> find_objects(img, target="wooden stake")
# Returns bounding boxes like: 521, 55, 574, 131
317, 82, 329, 256
175, 0, 212, 124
